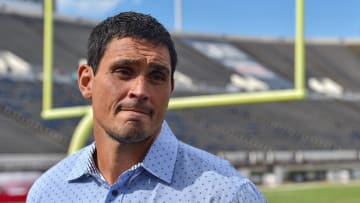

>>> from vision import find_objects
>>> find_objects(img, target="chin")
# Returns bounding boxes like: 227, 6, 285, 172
107, 125, 152, 144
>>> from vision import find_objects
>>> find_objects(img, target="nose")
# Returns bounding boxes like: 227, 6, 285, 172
128, 76, 149, 101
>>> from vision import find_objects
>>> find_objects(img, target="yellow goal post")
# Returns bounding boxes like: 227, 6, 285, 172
41, 0, 305, 154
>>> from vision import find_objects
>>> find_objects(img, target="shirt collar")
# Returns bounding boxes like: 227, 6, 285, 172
66, 142, 97, 181
66, 121, 179, 184
142, 121, 178, 184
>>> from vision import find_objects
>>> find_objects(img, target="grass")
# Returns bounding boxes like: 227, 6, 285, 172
260, 181, 360, 203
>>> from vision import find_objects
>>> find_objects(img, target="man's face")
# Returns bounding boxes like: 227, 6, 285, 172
79, 37, 173, 144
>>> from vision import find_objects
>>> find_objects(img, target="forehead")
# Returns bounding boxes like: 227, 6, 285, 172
102, 37, 171, 67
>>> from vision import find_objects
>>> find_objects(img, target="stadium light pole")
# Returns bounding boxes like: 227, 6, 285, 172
174, 0, 183, 32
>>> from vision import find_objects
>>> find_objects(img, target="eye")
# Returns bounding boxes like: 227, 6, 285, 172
112, 67, 133, 78
150, 71, 167, 83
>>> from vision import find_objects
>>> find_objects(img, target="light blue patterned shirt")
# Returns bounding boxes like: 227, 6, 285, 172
27, 121, 267, 203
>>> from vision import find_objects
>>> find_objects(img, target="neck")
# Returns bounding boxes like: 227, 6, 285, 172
94, 132, 157, 185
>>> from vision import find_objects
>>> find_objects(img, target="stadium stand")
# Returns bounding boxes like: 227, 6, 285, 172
2, 8, 360, 185
171, 36, 234, 93
0, 105, 65, 154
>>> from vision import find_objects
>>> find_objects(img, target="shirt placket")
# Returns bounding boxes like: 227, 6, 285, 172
105, 168, 143, 203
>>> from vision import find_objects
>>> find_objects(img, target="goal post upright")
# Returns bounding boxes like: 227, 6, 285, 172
41, 0, 305, 154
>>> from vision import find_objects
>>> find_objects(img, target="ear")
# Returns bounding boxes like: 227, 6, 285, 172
78, 64, 94, 99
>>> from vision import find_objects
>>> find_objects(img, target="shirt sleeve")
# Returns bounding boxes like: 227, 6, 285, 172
233, 181, 268, 203
26, 179, 43, 203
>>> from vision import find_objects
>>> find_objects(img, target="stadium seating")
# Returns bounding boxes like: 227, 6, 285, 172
1, 10, 360, 156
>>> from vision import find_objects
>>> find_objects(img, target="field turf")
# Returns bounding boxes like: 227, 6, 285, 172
261, 181, 360, 203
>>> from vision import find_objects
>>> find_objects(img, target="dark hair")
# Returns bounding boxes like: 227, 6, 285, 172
87, 11, 177, 80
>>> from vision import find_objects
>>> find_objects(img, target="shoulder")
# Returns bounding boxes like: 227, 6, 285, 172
26, 146, 90, 202
231, 180, 268, 203
177, 141, 239, 175
175, 142, 267, 202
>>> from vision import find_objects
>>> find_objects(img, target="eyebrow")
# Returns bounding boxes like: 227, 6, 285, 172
110, 59, 171, 74
111, 59, 143, 67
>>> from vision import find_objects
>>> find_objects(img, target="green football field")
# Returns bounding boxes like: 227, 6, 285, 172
261, 181, 360, 203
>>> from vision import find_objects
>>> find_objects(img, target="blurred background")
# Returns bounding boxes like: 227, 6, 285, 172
1, 0, 360, 202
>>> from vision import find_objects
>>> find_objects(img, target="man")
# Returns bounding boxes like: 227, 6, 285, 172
27, 11, 267, 202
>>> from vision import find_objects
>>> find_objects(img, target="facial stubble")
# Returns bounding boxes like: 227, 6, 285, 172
105, 121, 153, 144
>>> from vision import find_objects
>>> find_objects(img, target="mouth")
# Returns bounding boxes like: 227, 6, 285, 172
121, 108, 151, 115
115, 103, 154, 117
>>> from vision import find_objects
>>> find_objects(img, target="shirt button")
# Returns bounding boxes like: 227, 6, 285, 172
111, 190, 118, 196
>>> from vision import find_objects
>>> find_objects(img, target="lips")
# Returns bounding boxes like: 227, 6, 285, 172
115, 102, 154, 117
121, 108, 151, 115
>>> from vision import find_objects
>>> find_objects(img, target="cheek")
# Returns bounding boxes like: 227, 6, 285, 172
93, 79, 126, 108
153, 91, 171, 111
